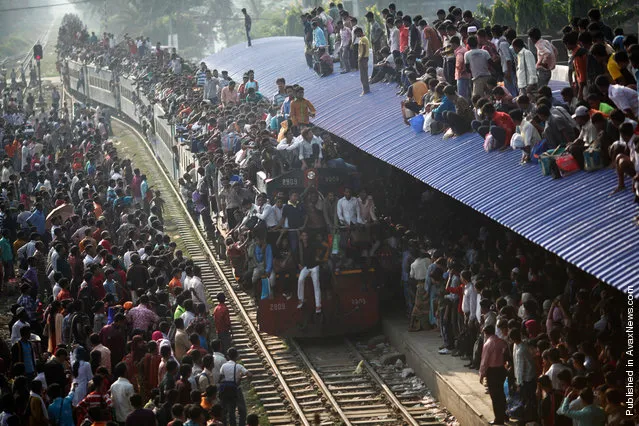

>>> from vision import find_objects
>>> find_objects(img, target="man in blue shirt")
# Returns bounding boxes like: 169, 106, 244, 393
251, 234, 274, 302
557, 387, 606, 426
47, 383, 77, 426
27, 202, 45, 236
11, 325, 36, 379
280, 86, 295, 118
312, 20, 327, 48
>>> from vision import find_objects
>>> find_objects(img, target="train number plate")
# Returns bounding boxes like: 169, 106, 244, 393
351, 298, 367, 305
269, 303, 287, 311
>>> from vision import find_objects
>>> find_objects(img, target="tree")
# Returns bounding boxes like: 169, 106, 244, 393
511, 0, 545, 34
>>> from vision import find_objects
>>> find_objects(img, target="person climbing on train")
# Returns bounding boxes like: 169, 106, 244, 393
249, 233, 275, 302
297, 230, 323, 313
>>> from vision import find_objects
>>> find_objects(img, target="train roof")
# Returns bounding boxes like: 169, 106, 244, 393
205, 36, 639, 297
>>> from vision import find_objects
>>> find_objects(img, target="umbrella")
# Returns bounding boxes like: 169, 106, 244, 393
46, 203, 74, 228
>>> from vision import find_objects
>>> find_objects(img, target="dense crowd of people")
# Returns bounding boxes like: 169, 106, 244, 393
305, 3, 639, 206
302, 4, 637, 426
0, 4, 635, 426
0, 20, 282, 426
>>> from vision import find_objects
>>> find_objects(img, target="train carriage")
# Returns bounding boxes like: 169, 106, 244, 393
65, 58, 380, 338
224, 167, 380, 337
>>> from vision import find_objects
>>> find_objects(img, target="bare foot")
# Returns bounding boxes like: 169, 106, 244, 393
611, 186, 626, 194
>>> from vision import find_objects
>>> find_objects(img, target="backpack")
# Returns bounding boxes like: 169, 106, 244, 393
218, 364, 238, 402
195, 370, 213, 390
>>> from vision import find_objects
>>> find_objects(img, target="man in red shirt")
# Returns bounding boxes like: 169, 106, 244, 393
213, 292, 231, 354
398, 20, 408, 56
186, 333, 208, 357
474, 103, 516, 148
562, 32, 588, 100
99, 313, 127, 367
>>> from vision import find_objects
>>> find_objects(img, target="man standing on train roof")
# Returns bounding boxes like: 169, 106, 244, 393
242, 8, 252, 47
355, 27, 371, 95
289, 87, 316, 135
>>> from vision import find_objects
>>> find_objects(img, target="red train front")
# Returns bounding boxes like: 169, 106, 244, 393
222, 167, 381, 337
257, 268, 379, 337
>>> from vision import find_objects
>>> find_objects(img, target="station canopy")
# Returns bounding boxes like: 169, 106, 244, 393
205, 37, 639, 297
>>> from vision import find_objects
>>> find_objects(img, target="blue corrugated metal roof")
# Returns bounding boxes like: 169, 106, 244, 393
205, 36, 639, 296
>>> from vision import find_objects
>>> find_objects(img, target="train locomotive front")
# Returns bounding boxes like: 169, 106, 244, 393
226, 167, 380, 337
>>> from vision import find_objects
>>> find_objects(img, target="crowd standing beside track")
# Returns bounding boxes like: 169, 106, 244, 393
0, 22, 273, 426
304, 4, 639, 426
0, 3, 637, 426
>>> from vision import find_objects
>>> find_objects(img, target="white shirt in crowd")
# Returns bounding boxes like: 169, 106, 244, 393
180, 310, 195, 328
110, 376, 134, 422
256, 202, 281, 228
212, 351, 226, 384
462, 281, 478, 320
336, 196, 362, 225
185, 275, 209, 311
219, 360, 249, 384
516, 48, 537, 89
10, 320, 29, 345
607, 84, 639, 118
545, 362, 570, 390
409, 257, 430, 281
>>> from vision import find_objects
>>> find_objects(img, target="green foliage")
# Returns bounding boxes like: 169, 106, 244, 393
364, 4, 385, 40
480, 0, 638, 34
0, 35, 30, 59
60, 14, 84, 36
477, 0, 544, 33
511, 0, 545, 34
253, 9, 287, 38
490, 1, 516, 30
284, 2, 306, 36
568, 0, 594, 19
544, 0, 570, 35
596, 0, 639, 28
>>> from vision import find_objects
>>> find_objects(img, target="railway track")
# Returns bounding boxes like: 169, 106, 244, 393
1, 20, 55, 72
64, 86, 449, 426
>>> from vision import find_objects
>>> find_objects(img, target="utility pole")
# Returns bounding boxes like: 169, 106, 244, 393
37, 59, 43, 104
100, 0, 108, 35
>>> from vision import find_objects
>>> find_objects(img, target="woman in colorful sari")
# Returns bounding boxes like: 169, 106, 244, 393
46, 300, 64, 353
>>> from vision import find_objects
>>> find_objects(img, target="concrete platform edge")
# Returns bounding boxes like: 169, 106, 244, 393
382, 318, 488, 426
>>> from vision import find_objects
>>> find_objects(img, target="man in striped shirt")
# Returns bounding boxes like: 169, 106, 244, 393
195, 62, 207, 87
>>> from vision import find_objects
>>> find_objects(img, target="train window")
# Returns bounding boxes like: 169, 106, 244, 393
89, 74, 111, 91
121, 87, 134, 101
155, 119, 172, 147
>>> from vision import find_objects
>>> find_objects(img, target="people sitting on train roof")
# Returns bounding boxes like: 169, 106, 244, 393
297, 128, 323, 170
41, 8, 639, 425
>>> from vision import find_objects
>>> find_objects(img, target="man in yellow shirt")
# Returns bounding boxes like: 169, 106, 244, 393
607, 52, 624, 84
355, 27, 370, 95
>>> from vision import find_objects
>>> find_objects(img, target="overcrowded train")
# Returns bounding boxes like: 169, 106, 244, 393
64, 60, 381, 337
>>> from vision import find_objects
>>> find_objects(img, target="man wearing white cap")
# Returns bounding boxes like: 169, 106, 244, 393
572, 105, 598, 146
